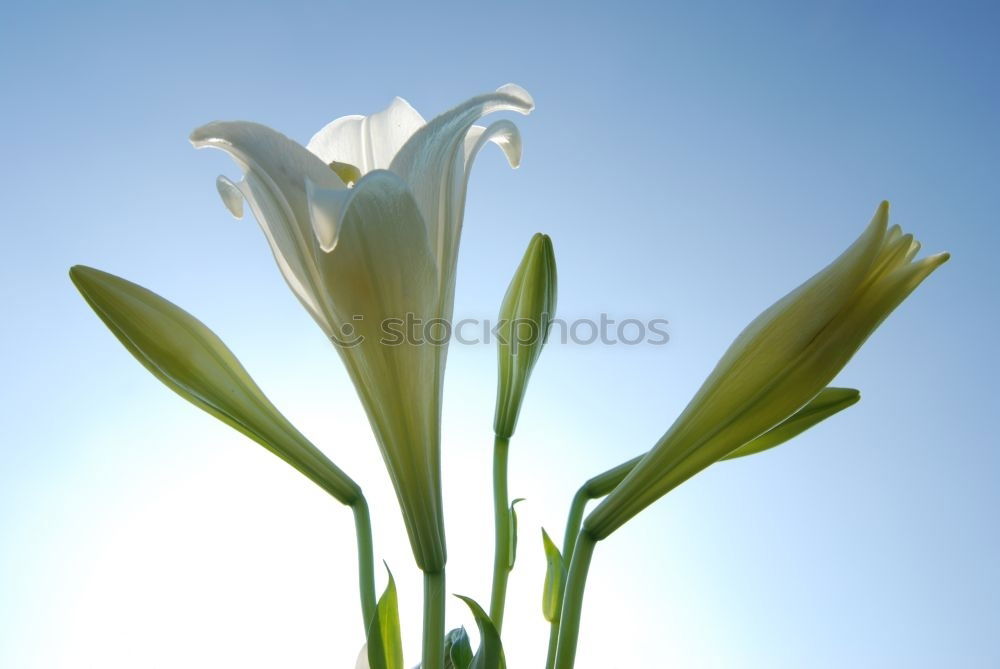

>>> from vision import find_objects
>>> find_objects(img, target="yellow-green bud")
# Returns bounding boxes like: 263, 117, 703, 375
585, 203, 949, 540
69, 265, 361, 505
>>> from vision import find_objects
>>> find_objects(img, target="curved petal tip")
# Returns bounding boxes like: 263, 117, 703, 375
189, 122, 221, 148
472, 120, 523, 169
497, 83, 535, 112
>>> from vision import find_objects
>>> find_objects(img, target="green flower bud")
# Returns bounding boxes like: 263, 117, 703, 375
494, 233, 558, 439
69, 265, 360, 505
585, 203, 949, 540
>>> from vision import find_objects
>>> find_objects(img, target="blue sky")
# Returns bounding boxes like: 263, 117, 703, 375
2, 0, 998, 667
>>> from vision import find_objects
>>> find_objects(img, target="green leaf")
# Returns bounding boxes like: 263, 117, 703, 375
507, 498, 526, 569
454, 595, 506, 669
576, 387, 861, 507
444, 627, 474, 669
541, 529, 565, 623
722, 387, 861, 460
367, 566, 403, 669
69, 266, 360, 505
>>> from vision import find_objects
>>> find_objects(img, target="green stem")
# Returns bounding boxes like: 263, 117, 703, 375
561, 487, 590, 567
563, 455, 641, 564
489, 435, 511, 631
547, 457, 640, 661
351, 498, 377, 633
422, 569, 446, 669
544, 487, 588, 665
545, 620, 560, 669
553, 529, 597, 669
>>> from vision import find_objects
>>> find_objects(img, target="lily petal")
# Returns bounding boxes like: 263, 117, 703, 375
307, 96, 426, 175
191, 121, 347, 335
466, 120, 523, 170
303, 122, 521, 256
318, 169, 446, 571
306, 177, 352, 252
389, 84, 534, 315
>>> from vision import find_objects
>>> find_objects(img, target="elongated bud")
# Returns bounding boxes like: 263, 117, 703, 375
494, 234, 557, 439
585, 203, 949, 540
69, 265, 361, 505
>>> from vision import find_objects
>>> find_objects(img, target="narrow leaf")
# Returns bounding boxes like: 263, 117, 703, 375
541, 529, 565, 623
444, 627, 474, 669
577, 387, 862, 507
507, 498, 526, 569
454, 595, 506, 669
723, 387, 861, 460
367, 566, 403, 669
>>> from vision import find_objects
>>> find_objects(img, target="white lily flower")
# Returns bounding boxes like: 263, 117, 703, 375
585, 202, 949, 539
190, 86, 534, 572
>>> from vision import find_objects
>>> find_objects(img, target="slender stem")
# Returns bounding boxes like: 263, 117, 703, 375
422, 569, 446, 669
545, 620, 560, 669
562, 455, 642, 564
549, 456, 643, 665
545, 486, 589, 663
351, 498, 377, 634
561, 487, 590, 567
489, 435, 511, 631
553, 530, 597, 669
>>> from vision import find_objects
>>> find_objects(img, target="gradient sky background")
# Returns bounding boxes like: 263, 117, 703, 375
2, 1, 998, 667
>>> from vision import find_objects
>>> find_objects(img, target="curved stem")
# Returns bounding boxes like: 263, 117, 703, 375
547, 457, 641, 661
351, 498, 377, 633
422, 569, 446, 669
489, 435, 511, 631
563, 455, 642, 563
553, 530, 597, 669
561, 487, 590, 567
